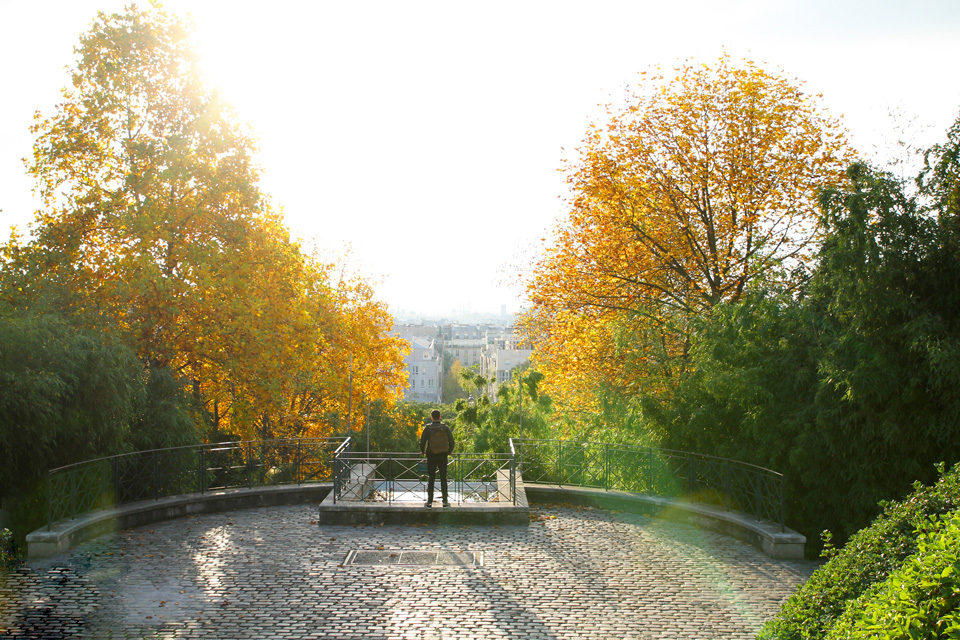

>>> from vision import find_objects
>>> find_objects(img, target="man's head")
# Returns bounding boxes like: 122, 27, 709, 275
431, 410, 441, 421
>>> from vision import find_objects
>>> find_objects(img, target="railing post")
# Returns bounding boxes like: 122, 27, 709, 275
199, 445, 206, 494
248, 442, 254, 489
688, 454, 698, 496
723, 462, 731, 511
647, 447, 653, 495
780, 477, 786, 533
112, 457, 121, 505
332, 453, 339, 504
755, 471, 763, 521
46, 473, 52, 531
604, 443, 610, 491
386, 456, 394, 504
154, 451, 160, 501
557, 440, 562, 487
70, 468, 77, 521
296, 439, 303, 485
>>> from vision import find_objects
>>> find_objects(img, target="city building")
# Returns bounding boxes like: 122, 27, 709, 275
441, 324, 487, 369
391, 322, 533, 404
392, 325, 443, 403
480, 327, 533, 399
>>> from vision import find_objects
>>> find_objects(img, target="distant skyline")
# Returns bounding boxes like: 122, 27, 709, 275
2, 1, 959, 316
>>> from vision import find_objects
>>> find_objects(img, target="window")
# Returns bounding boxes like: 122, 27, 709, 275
413, 365, 419, 375
428, 380, 434, 387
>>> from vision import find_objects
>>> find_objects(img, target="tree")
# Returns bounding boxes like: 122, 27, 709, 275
522, 55, 852, 416
0, 310, 142, 529
26, 5, 265, 360
10, 4, 407, 442
651, 150, 960, 550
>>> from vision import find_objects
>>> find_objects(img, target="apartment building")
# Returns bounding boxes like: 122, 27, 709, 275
392, 325, 443, 403
480, 327, 533, 398
442, 323, 486, 369
392, 322, 532, 404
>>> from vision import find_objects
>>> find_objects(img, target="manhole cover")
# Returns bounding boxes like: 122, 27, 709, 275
345, 550, 482, 566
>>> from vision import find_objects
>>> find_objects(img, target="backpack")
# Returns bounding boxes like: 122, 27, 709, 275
428, 425, 450, 454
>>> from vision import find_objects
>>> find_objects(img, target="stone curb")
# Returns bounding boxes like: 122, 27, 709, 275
27, 481, 805, 559
26, 483, 331, 558
525, 484, 806, 559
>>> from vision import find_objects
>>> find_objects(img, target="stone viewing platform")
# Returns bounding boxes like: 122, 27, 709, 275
10, 438, 817, 638
7, 503, 819, 639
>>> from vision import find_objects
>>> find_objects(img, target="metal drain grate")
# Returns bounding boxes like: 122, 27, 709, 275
345, 550, 482, 566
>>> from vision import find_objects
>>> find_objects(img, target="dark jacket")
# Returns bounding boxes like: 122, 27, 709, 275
419, 421, 455, 455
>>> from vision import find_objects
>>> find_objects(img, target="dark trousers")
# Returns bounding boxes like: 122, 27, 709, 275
426, 452, 449, 503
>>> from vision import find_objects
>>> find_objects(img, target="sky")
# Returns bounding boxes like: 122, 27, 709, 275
1, 1, 959, 318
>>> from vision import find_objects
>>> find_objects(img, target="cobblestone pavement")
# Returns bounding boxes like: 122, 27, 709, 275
1, 503, 819, 639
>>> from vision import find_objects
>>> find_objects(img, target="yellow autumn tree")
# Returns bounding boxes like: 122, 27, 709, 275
14, 3, 407, 442
523, 56, 853, 419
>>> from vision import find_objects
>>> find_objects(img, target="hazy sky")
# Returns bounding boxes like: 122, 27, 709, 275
2, 1, 959, 316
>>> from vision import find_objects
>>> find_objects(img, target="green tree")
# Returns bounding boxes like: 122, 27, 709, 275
0, 308, 150, 539
442, 358, 468, 403
654, 148, 960, 550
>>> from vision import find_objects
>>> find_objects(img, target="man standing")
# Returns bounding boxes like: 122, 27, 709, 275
419, 410, 454, 507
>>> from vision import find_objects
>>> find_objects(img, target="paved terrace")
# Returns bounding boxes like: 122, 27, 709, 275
1, 503, 818, 640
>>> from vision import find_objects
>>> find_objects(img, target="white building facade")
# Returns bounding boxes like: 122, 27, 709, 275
393, 327, 443, 403
480, 328, 533, 398
442, 324, 487, 369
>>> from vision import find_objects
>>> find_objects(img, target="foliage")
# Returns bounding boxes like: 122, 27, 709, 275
654, 292, 819, 463
759, 463, 960, 640
450, 367, 554, 454
0, 309, 141, 500
826, 513, 960, 639
127, 363, 199, 451
3, 4, 406, 447
0, 528, 23, 570
637, 146, 960, 551
442, 358, 469, 403
523, 54, 851, 416
362, 400, 438, 453
919, 113, 960, 218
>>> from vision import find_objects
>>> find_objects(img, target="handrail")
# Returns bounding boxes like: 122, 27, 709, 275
513, 438, 786, 531
44, 436, 787, 532
331, 449, 517, 505
46, 437, 349, 530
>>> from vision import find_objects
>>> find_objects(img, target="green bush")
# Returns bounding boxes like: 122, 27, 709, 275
825, 513, 960, 639
0, 528, 23, 570
759, 462, 960, 639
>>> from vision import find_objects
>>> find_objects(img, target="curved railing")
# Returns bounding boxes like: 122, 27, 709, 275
45, 438, 347, 530
514, 439, 786, 530
44, 437, 786, 531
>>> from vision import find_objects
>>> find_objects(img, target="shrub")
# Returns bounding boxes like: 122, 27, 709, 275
759, 462, 960, 639
825, 513, 960, 639
0, 528, 23, 570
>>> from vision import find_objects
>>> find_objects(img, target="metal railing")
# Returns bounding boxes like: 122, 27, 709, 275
45, 436, 783, 530
46, 437, 347, 530
332, 442, 517, 505
514, 439, 785, 530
